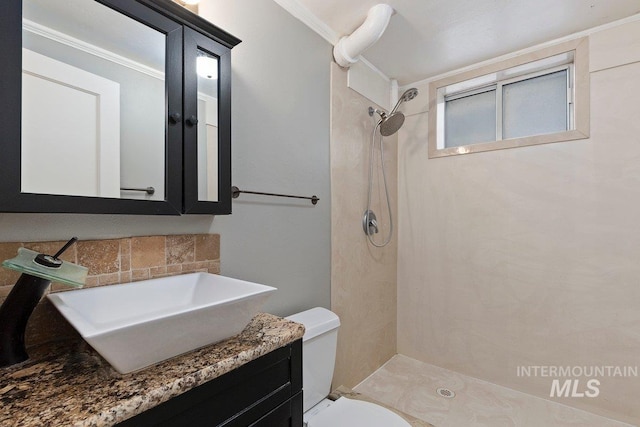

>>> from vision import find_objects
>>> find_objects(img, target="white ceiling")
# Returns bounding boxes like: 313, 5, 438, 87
288, 0, 640, 85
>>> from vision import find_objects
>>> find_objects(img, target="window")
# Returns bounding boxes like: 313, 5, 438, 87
428, 38, 589, 158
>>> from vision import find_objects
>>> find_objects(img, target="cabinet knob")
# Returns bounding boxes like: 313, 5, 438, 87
186, 115, 199, 127
169, 113, 181, 124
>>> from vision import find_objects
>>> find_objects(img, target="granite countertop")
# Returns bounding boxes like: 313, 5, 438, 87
0, 313, 305, 427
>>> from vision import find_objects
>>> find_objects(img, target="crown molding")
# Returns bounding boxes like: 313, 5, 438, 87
23, 19, 164, 80
359, 56, 390, 82
271, 0, 339, 45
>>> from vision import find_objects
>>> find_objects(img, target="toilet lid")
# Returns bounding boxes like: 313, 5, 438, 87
306, 397, 411, 427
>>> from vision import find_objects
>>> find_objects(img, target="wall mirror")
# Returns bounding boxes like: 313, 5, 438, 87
22, 0, 168, 201
0, 0, 239, 215
196, 49, 219, 202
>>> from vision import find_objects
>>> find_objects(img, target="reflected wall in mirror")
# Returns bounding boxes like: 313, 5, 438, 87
22, 0, 167, 200
196, 49, 219, 202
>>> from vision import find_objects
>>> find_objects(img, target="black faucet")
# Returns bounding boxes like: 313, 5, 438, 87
0, 237, 79, 367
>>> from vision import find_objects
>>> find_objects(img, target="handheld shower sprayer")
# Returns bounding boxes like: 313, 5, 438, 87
364, 88, 419, 247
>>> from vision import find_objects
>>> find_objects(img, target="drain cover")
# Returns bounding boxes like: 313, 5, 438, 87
436, 388, 456, 398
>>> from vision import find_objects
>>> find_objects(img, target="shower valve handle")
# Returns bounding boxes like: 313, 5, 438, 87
368, 218, 379, 234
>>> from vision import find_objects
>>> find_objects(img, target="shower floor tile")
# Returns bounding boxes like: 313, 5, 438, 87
354, 355, 633, 427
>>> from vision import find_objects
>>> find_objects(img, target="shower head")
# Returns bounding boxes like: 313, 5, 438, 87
379, 112, 405, 136
368, 88, 418, 136
368, 107, 406, 136
390, 87, 419, 115
401, 87, 418, 102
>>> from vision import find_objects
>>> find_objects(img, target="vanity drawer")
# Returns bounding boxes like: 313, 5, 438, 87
117, 339, 302, 427
247, 391, 302, 427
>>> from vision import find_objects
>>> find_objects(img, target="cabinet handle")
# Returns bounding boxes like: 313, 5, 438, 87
186, 115, 199, 126
169, 113, 182, 124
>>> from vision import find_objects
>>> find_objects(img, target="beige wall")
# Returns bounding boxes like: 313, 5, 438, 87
330, 63, 398, 388
397, 19, 640, 425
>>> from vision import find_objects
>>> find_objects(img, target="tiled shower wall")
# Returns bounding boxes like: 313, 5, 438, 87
330, 63, 398, 388
0, 234, 220, 348
396, 19, 640, 425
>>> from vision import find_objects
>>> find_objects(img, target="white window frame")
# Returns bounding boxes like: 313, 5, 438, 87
428, 37, 589, 158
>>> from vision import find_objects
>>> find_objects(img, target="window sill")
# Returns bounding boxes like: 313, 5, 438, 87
428, 129, 590, 158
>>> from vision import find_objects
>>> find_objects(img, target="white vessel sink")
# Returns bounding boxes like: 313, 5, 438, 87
47, 272, 276, 373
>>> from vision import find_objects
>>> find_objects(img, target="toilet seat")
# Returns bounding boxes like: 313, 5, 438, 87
305, 397, 411, 427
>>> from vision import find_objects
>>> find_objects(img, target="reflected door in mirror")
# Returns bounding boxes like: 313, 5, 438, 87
22, 49, 120, 197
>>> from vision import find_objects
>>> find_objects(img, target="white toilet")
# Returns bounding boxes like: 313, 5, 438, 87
287, 307, 410, 427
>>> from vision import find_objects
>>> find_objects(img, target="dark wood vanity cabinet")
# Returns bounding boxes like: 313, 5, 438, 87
0, 0, 239, 215
117, 340, 303, 427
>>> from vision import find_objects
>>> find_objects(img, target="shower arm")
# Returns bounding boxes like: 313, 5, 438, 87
368, 106, 387, 120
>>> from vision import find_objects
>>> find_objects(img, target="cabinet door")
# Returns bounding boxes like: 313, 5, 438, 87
182, 27, 232, 214
1, 0, 184, 214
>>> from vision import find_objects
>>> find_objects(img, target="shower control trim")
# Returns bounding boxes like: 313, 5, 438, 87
363, 209, 379, 236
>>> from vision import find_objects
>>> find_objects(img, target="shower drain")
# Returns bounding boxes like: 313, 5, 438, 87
436, 388, 456, 399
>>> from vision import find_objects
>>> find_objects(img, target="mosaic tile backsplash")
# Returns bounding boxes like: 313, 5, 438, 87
0, 234, 220, 349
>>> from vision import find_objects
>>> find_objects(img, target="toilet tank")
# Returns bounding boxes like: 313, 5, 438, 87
286, 307, 340, 412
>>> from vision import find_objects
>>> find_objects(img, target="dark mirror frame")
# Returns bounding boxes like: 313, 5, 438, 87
0, 0, 240, 215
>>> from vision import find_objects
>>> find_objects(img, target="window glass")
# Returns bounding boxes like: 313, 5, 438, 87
445, 89, 496, 148
502, 70, 568, 140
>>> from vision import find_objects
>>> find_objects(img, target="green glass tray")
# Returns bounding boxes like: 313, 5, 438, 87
2, 248, 87, 288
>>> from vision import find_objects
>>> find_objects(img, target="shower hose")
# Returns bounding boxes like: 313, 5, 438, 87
366, 121, 393, 248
